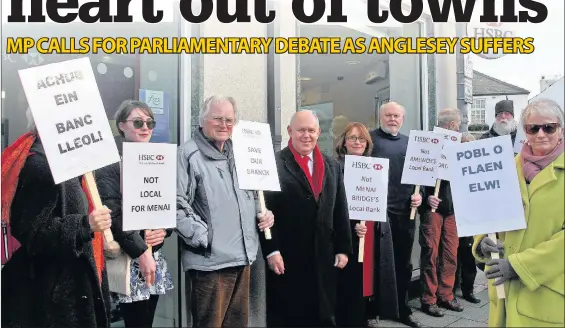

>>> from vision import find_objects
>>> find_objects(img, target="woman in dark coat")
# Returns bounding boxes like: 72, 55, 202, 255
1, 127, 112, 326
334, 122, 399, 327
95, 100, 173, 327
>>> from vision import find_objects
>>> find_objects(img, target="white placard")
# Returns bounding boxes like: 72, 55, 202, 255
122, 142, 177, 231
401, 130, 444, 187
344, 155, 389, 222
18, 57, 120, 184
231, 120, 281, 191
433, 126, 462, 181
446, 135, 526, 237
513, 125, 526, 154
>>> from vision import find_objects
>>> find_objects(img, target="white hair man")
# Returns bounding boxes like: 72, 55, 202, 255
369, 102, 423, 327
480, 99, 518, 145
260, 109, 352, 326
176, 95, 274, 327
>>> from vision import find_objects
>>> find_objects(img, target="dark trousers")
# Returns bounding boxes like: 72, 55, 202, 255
454, 237, 477, 295
119, 294, 160, 327
188, 265, 250, 328
419, 212, 459, 305
388, 212, 416, 319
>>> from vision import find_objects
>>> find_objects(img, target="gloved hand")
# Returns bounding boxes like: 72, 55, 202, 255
485, 258, 518, 286
479, 236, 505, 258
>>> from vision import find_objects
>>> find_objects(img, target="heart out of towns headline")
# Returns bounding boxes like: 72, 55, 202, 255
132, 176, 170, 213
458, 146, 504, 192
6, 36, 535, 55
43, 70, 105, 154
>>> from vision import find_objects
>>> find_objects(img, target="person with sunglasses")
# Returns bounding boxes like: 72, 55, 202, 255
96, 100, 174, 327
473, 99, 564, 328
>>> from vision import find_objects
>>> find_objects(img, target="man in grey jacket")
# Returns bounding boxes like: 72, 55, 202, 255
176, 95, 274, 327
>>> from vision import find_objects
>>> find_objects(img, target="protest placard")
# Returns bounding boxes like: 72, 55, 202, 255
18, 57, 120, 184
401, 130, 444, 219
446, 135, 526, 237
231, 120, 281, 239
513, 124, 526, 154
344, 155, 389, 223
122, 142, 177, 231
433, 126, 462, 181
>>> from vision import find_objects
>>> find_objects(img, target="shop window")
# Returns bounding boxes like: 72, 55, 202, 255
471, 98, 486, 124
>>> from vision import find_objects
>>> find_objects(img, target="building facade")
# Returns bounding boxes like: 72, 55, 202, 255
1, 0, 459, 325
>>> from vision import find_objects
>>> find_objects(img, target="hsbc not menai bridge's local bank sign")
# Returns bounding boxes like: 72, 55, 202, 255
467, 22, 517, 59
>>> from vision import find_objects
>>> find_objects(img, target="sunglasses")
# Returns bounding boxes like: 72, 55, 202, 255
127, 119, 156, 130
524, 123, 559, 135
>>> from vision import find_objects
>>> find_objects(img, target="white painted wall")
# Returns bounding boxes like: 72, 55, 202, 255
472, 94, 529, 127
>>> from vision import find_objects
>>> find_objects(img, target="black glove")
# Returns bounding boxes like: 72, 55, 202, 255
479, 236, 505, 258
485, 258, 518, 286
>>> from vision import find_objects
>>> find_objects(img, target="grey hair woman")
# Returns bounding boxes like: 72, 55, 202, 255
473, 99, 564, 327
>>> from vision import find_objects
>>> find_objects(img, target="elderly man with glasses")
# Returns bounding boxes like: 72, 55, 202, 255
176, 95, 274, 327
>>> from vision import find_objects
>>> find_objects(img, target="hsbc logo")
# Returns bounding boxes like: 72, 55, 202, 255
138, 154, 165, 165
373, 164, 383, 170
156, 155, 164, 161
431, 138, 440, 144
451, 136, 457, 141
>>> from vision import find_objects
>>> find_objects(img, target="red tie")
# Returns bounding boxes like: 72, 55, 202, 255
300, 156, 312, 178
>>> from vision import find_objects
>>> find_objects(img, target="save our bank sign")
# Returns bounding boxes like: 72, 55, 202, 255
467, 22, 517, 59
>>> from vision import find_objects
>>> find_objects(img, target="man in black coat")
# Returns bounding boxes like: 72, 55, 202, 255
260, 110, 352, 326
369, 102, 423, 328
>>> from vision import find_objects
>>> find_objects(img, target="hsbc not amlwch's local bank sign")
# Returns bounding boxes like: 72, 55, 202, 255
467, 22, 517, 59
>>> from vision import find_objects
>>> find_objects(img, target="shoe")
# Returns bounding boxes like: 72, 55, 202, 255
438, 299, 464, 312
399, 315, 422, 327
421, 303, 444, 317
463, 293, 481, 304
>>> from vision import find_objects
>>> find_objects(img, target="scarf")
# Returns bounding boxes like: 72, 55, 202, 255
520, 141, 564, 183
288, 139, 325, 200
1, 133, 104, 284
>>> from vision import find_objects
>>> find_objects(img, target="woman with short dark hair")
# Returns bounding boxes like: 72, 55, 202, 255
334, 122, 399, 327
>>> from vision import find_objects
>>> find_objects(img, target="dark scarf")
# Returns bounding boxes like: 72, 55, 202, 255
288, 139, 325, 200
1, 133, 104, 284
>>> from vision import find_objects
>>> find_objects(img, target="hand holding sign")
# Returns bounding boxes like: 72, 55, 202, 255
231, 120, 281, 240
431, 127, 462, 212
401, 130, 444, 220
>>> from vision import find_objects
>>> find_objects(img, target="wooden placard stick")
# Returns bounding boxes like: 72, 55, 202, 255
258, 191, 272, 240
409, 185, 420, 220
358, 221, 366, 263
83, 171, 120, 253
431, 179, 441, 213
146, 230, 152, 253
488, 233, 506, 299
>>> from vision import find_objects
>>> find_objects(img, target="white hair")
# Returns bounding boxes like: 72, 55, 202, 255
437, 108, 461, 128
289, 109, 320, 128
198, 95, 238, 127
379, 101, 405, 117
521, 99, 564, 127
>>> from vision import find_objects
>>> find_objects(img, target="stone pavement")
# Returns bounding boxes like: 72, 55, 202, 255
372, 272, 491, 327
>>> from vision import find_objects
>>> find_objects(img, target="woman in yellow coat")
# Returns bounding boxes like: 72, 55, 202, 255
473, 99, 564, 327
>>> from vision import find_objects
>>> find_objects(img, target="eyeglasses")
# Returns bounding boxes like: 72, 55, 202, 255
210, 116, 236, 127
346, 136, 367, 143
127, 119, 156, 130
524, 123, 560, 135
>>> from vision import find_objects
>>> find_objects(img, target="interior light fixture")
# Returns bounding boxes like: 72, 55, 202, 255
300, 77, 312, 81
345, 60, 360, 65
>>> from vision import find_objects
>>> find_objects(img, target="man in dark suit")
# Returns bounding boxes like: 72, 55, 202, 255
260, 110, 353, 326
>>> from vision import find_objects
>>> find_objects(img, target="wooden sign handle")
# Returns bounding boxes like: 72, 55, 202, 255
488, 233, 506, 299
431, 179, 441, 213
83, 172, 120, 252
410, 185, 420, 220
258, 191, 272, 240
145, 230, 152, 253
358, 221, 366, 263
